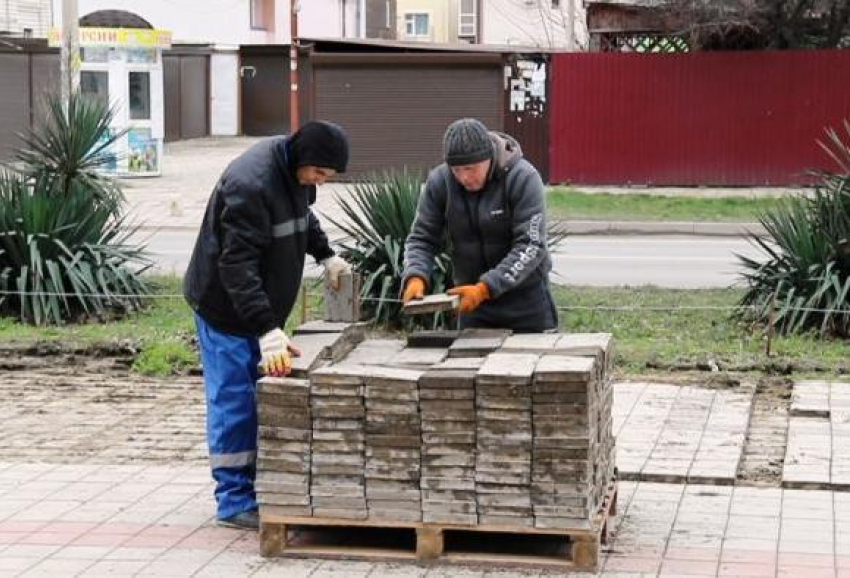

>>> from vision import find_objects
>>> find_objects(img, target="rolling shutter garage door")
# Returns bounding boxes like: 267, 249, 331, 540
312, 54, 503, 179
0, 54, 30, 160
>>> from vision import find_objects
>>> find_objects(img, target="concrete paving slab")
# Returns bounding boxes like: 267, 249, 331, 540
613, 383, 753, 484
784, 380, 850, 490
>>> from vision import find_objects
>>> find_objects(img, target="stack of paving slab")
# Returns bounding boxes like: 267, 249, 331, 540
363, 366, 424, 522
308, 364, 370, 519
257, 325, 616, 531
255, 377, 313, 516
475, 353, 538, 527
419, 357, 482, 524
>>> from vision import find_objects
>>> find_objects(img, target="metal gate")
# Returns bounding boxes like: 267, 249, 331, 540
163, 51, 210, 142
549, 50, 850, 186
239, 46, 291, 137
311, 53, 503, 179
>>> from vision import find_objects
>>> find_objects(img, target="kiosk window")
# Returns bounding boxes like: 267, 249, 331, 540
129, 72, 151, 120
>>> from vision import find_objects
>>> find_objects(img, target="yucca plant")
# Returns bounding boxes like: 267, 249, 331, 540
327, 169, 454, 329
16, 93, 125, 209
736, 121, 850, 337
0, 92, 151, 325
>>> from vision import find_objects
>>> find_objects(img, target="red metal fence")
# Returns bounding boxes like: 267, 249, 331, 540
549, 50, 850, 186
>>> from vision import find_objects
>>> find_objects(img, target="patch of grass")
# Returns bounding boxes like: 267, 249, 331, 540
132, 340, 197, 376
0, 274, 325, 375
547, 188, 783, 222
553, 285, 849, 376
2, 276, 846, 378
0, 275, 194, 346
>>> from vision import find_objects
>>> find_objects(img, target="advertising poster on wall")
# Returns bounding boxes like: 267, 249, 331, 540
127, 128, 159, 174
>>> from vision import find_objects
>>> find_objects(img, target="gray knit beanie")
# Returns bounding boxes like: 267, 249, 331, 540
443, 118, 493, 166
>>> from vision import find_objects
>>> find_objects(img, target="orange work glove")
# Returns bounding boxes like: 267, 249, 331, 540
447, 282, 490, 314
402, 276, 426, 304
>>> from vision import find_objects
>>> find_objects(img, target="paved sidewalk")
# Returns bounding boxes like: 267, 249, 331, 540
122, 137, 767, 238
3, 367, 850, 576
1, 463, 849, 577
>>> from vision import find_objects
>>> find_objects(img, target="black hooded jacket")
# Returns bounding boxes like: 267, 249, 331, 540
183, 136, 335, 337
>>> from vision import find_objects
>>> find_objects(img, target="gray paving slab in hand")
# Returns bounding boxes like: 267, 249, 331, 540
613, 382, 753, 484
288, 332, 342, 377
402, 294, 459, 315
784, 380, 850, 489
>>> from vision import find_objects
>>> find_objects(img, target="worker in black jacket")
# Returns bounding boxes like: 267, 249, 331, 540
183, 121, 351, 530
402, 118, 558, 332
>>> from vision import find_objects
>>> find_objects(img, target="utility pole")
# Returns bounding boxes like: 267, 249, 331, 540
566, 0, 577, 51
60, 0, 80, 104
289, 0, 300, 133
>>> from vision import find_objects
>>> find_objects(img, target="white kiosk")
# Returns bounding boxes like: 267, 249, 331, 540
49, 25, 171, 177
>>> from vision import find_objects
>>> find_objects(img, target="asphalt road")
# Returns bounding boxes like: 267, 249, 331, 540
138, 230, 764, 289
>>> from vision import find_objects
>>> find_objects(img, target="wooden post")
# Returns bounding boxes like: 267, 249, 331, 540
766, 296, 777, 357
301, 285, 308, 325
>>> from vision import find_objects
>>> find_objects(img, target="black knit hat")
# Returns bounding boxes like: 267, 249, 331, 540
288, 120, 349, 173
443, 118, 493, 166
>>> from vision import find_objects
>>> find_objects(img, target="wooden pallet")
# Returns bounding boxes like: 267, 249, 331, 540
260, 479, 617, 571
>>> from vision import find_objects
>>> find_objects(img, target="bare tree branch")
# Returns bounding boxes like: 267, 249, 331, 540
666, 0, 850, 49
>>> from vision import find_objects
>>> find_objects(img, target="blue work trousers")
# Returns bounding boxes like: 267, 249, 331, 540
194, 313, 261, 520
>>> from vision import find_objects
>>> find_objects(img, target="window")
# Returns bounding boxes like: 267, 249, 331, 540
552, 0, 560, 7
459, 0, 476, 38
404, 13, 429, 38
250, 0, 267, 30
81, 47, 109, 63
128, 71, 151, 120
80, 71, 108, 107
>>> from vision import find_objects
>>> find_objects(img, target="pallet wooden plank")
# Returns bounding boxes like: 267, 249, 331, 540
259, 522, 286, 557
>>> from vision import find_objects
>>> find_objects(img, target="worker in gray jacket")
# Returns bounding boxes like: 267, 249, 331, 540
402, 118, 558, 332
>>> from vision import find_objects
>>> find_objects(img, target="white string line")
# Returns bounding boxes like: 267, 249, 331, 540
1, 289, 847, 315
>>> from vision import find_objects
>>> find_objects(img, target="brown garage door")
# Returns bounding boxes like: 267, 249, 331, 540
312, 54, 503, 179
0, 53, 31, 159
163, 52, 209, 142
240, 47, 290, 136
30, 53, 60, 129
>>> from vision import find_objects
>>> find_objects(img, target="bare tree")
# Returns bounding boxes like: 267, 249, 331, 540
668, 0, 850, 49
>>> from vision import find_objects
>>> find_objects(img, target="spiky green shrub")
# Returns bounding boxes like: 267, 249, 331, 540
736, 122, 850, 337
327, 169, 454, 329
0, 93, 151, 325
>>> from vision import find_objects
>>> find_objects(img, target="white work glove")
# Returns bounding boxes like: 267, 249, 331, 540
259, 328, 301, 377
321, 255, 352, 291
